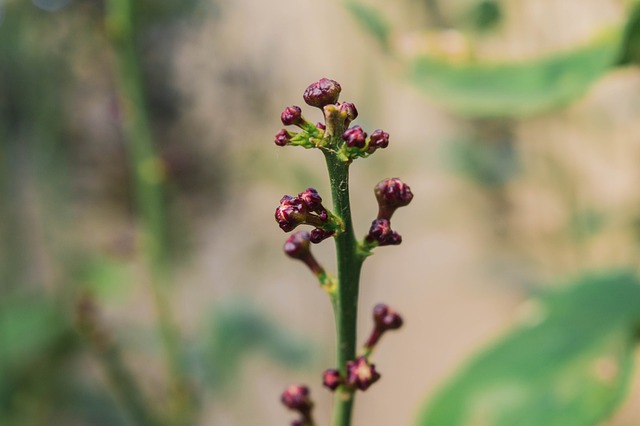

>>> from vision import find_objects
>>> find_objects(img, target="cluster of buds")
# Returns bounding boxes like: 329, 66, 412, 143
275, 188, 340, 243
281, 385, 315, 426
365, 178, 413, 247
275, 78, 391, 161
322, 304, 403, 394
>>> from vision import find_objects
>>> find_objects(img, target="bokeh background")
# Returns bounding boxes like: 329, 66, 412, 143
3, 0, 640, 424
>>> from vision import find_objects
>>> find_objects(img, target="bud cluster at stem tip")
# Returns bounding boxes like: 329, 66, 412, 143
274, 77, 391, 160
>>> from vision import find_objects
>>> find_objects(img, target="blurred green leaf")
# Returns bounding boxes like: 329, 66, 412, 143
617, 2, 640, 64
200, 300, 312, 391
417, 271, 640, 426
84, 257, 135, 302
467, 0, 502, 32
409, 30, 622, 117
0, 295, 68, 367
343, 0, 390, 47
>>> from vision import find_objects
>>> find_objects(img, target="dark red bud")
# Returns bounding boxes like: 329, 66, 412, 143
366, 218, 402, 246
281, 385, 313, 414
370, 129, 389, 149
342, 126, 367, 148
373, 304, 403, 331
298, 188, 323, 212
323, 369, 343, 391
309, 228, 334, 244
316, 122, 326, 130
284, 231, 311, 259
303, 78, 342, 108
281, 105, 304, 126
346, 357, 380, 391
275, 195, 307, 232
374, 178, 413, 220
275, 129, 292, 146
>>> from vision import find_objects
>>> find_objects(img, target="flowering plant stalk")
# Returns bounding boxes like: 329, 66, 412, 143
274, 79, 413, 426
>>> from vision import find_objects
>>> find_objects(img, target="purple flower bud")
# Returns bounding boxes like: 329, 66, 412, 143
365, 218, 402, 246
281, 105, 304, 126
275, 195, 308, 232
316, 122, 326, 131
303, 78, 342, 108
281, 385, 313, 414
309, 228, 334, 244
298, 188, 323, 212
342, 126, 367, 149
275, 129, 292, 147
322, 369, 343, 391
284, 231, 311, 259
369, 129, 389, 150
374, 178, 413, 220
373, 304, 403, 331
346, 357, 380, 391
339, 102, 358, 127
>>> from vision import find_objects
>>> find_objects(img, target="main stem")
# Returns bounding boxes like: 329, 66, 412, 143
324, 153, 365, 426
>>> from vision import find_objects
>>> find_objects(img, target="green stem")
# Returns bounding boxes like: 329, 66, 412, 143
324, 153, 365, 426
104, 1, 192, 423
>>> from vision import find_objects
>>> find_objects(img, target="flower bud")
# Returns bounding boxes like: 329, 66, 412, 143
365, 218, 402, 246
322, 369, 343, 391
369, 129, 389, 151
283, 231, 325, 276
316, 122, 326, 131
346, 357, 380, 391
275, 129, 292, 146
373, 303, 403, 331
303, 78, 341, 108
284, 231, 311, 259
339, 102, 358, 127
275, 195, 308, 232
342, 126, 367, 149
281, 385, 313, 415
281, 105, 304, 126
309, 228, 334, 244
298, 188, 323, 212
374, 178, 413, 220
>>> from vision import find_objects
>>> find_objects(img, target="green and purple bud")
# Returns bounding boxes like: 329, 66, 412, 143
339, 102, 358, 127
367, 129, 390, 153
303, 78, 341, 108
346, 357, 381, 391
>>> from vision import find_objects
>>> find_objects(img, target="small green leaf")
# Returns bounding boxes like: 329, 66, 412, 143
417, 271, 640, 426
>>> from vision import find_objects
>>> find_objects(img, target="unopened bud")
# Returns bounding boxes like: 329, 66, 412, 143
342, 126, 367, 149
373, 304, 403, 331
309, 228, 334, 244
281, 385, 314, 416
281, 105, 304, 126
303, 78, 341, 108
322, 369, 343, 391
284, 231, 325, 276
374, 178, 413, 220
346, 357, 380, 391
298, 188, 323, 212
368, 129, 390, 152
275, 129, 292, 146
339, 102, 358, 127
365, 218, 402, 246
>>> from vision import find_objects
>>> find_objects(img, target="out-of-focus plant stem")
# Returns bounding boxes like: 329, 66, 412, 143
104, 0, 193, 423
324, 153, 365, 426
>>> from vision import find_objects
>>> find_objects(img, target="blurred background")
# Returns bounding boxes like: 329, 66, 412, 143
3, 0, 640, 424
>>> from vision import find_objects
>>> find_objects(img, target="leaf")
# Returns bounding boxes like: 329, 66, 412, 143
416, 271, 640, 426
409, 29, 623, 117
343, 0, 391, 47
